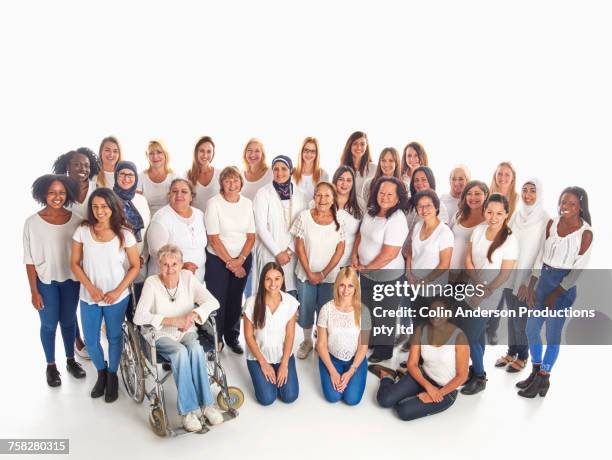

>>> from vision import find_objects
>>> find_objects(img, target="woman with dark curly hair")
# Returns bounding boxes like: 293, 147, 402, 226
70, 188, 140, 403
53, 147, 100, 220
23, 174, 86, 387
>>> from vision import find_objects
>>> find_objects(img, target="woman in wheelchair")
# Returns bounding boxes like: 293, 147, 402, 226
134, 244, 224, 432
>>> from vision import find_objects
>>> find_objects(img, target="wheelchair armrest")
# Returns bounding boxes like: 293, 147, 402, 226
139, 325, 158, 347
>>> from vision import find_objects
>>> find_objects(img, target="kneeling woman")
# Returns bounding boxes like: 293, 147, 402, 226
371, 298, 469, 421
243, 262, 300, 406
316, 267, 370, 405
134, 244, 224, 432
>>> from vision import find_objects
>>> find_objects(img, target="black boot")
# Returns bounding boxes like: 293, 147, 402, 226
66, 358, 86, 379
105, 371, 119, 403
518, 371, 550, 398
46, 365, 61, 387
461, 374, 487, 395
516, 364, 540, 389
91, 368, 107, 398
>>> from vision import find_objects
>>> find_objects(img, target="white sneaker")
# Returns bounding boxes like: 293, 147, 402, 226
202, 405, 224, 426
182, 411, 203, 432
296, 340, 313, 359
75, 344, 91, 360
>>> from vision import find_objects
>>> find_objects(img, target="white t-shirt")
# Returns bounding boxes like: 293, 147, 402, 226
190, 168, 221, 215
67, 180, 96, 221
204, 194, 255, 258
440, 193, 460, 223
295, 169, 330, 200
338, 209, 361, 268
103, 171, 115, 188
290, 209, 345, 283
241, 168, 273, 202
133, 270, 220, 341
243, 292, 300, 363
72, 226, 137, 305
449, 216, 479, 271
470, 223, 519, 270
358, 211, 408, 270
317, 301, 371, 361
23, 212, 81, 284
137, 171, 177, 216
410, 220, 454, 288
354, 162, 376, 204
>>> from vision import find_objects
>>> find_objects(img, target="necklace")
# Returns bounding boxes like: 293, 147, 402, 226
163, 279, 179, 302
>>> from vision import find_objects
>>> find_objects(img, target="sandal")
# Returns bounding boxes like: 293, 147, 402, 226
506, 358, 527, 373
495, 354, 515, 368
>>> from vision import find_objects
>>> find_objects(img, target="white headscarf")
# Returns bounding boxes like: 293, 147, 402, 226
513, 177, 548, 230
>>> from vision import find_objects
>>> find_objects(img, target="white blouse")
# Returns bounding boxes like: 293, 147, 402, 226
191, 168, 221, 215
137, 171, 177, 216
241, 168, 273, 202
72, 226, 137, 305
358, 211, 408, 270
420, 325, 462, 387
317, 301, 371, 361
337, 209, 361, 268
204, 194, 255, 258
410, 220, 454, 288
244, 292, 299, 364
295, 169, 330, 200
449, 216, 479, 271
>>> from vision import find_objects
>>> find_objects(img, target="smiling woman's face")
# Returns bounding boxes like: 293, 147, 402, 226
68, 153, 90, 183
46, 180, 67, 209
169, 181, 193, 210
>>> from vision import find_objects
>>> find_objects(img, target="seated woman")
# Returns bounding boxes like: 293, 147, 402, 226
370, 298, 469, 421
133, 244, 224, 432
316, 267, 370, 405
243, 262, 300, 406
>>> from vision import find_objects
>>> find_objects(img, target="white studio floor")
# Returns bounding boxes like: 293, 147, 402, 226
3, 321, 610, 460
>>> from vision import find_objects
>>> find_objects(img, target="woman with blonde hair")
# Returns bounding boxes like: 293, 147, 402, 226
96, 136, 123, 188
489, 161, 518, 220
241, 138, 273, 201
137, 140, 177, 216
187, 136, 221, 214
293, 137, 329, 200
316, 267, 370, 405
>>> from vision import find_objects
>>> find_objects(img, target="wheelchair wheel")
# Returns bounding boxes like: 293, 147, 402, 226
217, 386, 244, 411
149, 406, 167, 437
120, 323, 145, 403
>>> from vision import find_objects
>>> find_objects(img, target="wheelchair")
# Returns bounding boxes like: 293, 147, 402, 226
119, 288, 244, 437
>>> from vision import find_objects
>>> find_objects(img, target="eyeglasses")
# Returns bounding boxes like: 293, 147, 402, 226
303, 148, 317, 154
118, 173, 136, 179
417, 204, 434, 211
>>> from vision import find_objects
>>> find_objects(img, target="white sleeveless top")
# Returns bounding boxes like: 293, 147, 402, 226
420, 325, 461, 387
542, 217, 590, 269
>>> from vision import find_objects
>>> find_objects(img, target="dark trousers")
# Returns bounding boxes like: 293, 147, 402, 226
376, 372, 457, 421
507, 292, 529, 360
486, 287, 512, 334
204, 251, 252, 345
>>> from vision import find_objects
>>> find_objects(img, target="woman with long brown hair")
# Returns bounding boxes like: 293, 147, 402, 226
186, 136, 220, 214
339, 131, 375, 203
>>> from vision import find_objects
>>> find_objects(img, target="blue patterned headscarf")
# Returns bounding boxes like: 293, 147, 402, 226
271, 155, 294, 201
113, 161, 144, 242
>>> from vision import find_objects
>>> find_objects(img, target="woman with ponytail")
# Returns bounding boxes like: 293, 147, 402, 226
290, 182, 345, 359
461, 193, 518, 395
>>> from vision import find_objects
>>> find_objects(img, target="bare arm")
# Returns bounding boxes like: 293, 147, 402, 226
25, 264, 43, 310
364, 244, 402, 270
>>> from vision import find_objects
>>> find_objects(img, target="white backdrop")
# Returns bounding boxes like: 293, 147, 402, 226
2, 0, 611, 457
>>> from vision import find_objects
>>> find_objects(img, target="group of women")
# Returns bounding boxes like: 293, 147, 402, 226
23, 132, 593, 428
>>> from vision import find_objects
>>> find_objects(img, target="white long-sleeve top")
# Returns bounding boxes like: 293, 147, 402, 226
510, 211, 549, 294
146, 205, 207, 281
252, 183, 308, 291
133, 270, 220, 341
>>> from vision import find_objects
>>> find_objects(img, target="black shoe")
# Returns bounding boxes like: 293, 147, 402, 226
227, 342, 244, 355
461, 374, 487, 395
517, 371, 550, 398
46, 365, 61, 387
516, 364, 541, 389
368, 354, 389, 364
91, 368, 107, 398
367, 364, 397, 379
66, 359, 86, 379
486, 330, 498, 345
399, 360, 407, 368
105, 371, 119, 403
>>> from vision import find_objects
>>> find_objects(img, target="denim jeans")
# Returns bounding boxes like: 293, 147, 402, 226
318, 354, 367, 405
507, 292, 529, 360
246, 355, 299, 406
376, 373, 457, 421
36, 279, 80, 363
80, 296, 129, 372
156, 331, 214, 415
526, 265, 576, 373
296, 279, 334, 329
458, 315, 488, 376
486, 287, 512, 334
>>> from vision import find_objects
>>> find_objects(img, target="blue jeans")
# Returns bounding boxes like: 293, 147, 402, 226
296, 279, 333, 329
377, 373, 457, 421
36, 279, 80, 364
318, 354, 367, 405
246, 355, 299, 406
80, 296, 129, 372
526, 265, 576, 373
156, 332, 214, 415
459, 315, 488, 376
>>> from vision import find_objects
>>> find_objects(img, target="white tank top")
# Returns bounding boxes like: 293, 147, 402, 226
542, 217, 590, 269
421, 325, 461, 387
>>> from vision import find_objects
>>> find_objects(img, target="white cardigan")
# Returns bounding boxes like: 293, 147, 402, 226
252, 183, 308, 292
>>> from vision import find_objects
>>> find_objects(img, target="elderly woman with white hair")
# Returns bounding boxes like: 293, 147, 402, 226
134, 244, 224, 432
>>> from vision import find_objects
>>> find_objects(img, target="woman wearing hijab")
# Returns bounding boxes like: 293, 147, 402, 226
113, 161, 151, 302
253, 155, 308, 295
495, 179, 549, 373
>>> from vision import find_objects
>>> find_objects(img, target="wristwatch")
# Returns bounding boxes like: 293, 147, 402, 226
286, 248, 293, 257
